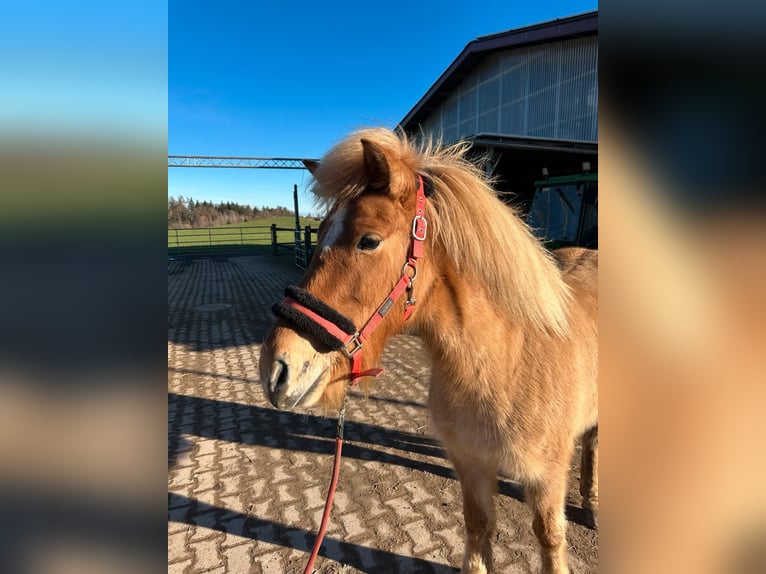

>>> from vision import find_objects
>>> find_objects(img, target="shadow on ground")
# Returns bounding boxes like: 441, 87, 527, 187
168, 492, 460, 574
168, 391, 594, 529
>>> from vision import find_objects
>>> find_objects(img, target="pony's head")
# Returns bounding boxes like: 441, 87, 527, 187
259, 127, 571, 411
259, 128, 431, 411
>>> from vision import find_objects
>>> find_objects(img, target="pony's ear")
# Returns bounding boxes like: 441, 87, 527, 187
302, 159, 320, 174
360, 138, 390, 190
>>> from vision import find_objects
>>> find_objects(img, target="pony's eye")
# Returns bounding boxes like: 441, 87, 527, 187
356, 235, 381, 251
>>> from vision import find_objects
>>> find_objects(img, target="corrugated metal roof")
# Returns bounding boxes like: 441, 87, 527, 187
399, 11, 598, 132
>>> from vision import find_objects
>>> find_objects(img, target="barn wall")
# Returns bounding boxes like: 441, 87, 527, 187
421, 35, 598, 143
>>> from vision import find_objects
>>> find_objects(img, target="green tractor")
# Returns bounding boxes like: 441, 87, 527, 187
526, 172, 598, 250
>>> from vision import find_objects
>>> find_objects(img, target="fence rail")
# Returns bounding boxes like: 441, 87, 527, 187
168, 224, 319, 267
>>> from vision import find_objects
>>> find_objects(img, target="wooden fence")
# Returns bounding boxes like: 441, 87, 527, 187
168, 224, 319, 268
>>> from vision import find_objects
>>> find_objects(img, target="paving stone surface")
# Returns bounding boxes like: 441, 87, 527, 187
168, 254, 598, 573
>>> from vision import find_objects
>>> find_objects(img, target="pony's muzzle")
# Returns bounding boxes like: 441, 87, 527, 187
267, 359, 290, 408
260, 332, 333, 410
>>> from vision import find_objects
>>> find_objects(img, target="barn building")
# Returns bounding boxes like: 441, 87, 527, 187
399, 11, 598, 245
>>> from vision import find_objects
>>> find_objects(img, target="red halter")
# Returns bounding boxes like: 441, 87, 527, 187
282, 175, 428, 385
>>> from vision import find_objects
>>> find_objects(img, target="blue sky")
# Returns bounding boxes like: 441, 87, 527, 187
170, 1, 597, 213
1, 2, 166, 141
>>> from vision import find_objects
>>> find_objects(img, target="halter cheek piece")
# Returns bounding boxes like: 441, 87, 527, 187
271, 175, 429, 385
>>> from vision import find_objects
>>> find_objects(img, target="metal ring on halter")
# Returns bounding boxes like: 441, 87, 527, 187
401, 261, 418, 283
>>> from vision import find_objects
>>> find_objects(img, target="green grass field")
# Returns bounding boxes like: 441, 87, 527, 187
168, 216, 320, 249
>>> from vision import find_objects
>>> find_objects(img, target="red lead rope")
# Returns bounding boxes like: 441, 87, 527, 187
297, 176, 427, 572
302, 407, 346, 574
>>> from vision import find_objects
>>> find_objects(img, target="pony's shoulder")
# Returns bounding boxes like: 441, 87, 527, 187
552, 247, 598, 273
553, 248, 598, 302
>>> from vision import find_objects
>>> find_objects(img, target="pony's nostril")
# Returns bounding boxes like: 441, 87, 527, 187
269, 359, 289, 393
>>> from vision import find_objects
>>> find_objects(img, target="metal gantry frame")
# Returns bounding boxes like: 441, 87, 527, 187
168, 155, 314, 169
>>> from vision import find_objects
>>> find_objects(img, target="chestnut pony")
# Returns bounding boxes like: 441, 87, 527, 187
259, 128, 598, 574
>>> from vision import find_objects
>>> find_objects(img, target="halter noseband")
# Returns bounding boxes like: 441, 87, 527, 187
272, 175, 428, 385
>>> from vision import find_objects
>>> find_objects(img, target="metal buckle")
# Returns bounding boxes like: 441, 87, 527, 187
411, 215, 428, 241
342, 334, 363, 358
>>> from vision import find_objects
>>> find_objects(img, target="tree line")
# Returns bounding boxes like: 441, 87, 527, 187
168, 196, 294, 228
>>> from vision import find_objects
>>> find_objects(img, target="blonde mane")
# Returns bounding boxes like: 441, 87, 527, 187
309, 127, 571, 337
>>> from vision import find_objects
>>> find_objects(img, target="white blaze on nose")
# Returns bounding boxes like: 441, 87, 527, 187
319, 206, 346, 252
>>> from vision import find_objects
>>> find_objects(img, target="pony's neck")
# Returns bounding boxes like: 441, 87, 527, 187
417, 167, 571, 337
412, 264, 526, 383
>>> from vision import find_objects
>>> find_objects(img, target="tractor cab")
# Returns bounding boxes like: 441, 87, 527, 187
527, 172, 598, 250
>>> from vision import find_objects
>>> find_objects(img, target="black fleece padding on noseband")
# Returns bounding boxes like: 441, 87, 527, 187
271, 285, 357, 352
271, 301, 345, 351
285, 286, 357, 332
